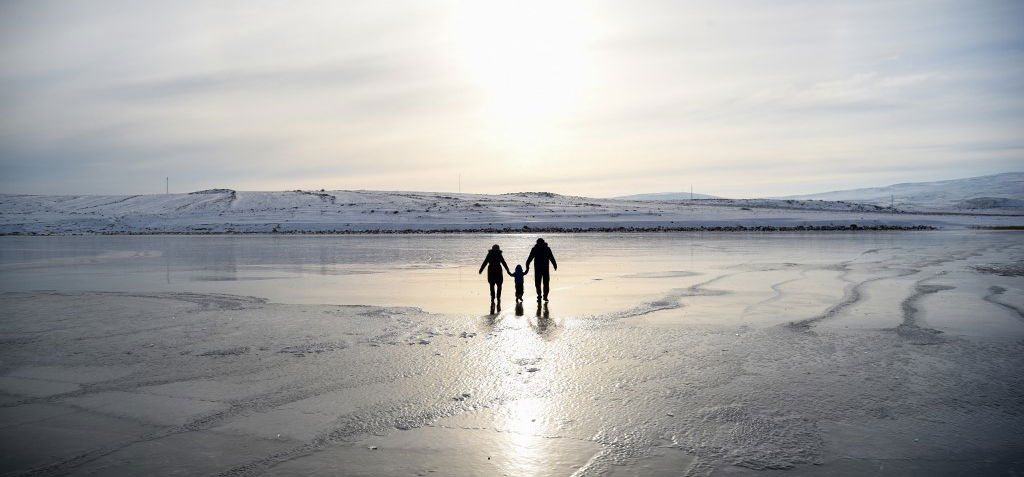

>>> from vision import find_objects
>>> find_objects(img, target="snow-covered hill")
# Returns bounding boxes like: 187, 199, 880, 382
614, 192, 720, 200
0, 189, 1019, 235
776, 172, 1024, 211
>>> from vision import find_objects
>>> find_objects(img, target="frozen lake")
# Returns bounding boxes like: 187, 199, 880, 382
1, 231, 1022, 476
3, 231, 1022, 323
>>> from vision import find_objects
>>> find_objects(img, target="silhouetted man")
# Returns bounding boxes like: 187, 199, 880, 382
525, 238, 557, 302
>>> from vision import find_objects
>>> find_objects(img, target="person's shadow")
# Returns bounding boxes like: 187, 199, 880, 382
531, 303, 556, 338
482, 301, 503, 330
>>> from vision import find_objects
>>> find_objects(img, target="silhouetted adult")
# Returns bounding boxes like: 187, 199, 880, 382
526, 238, 557, 302
479, 244, 512, 302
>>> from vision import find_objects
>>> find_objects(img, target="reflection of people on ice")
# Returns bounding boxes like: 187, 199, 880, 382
508, 264, 529, 302
526, 238, 557, 302
479, 244, 511, 303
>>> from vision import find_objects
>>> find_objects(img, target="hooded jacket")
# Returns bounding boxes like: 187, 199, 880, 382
526, 243, 557, 273
479, 249, 509, 283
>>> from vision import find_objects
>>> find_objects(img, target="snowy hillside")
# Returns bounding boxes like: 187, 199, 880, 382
1, 188, 1019, 234
776, 172, 1024, 210
614, 192, 720, 200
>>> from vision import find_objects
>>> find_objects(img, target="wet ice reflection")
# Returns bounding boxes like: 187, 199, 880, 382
2, 232, 1022, 333
499, 398, 548, 476
2, 231, 1023, 476
482, 302, 564, 339
471, 300, 586, 475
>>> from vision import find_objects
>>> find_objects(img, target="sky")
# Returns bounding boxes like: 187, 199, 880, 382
1, 0, 1022, 198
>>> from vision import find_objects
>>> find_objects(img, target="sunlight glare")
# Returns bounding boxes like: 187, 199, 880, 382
501, 398, 548, 475
455, 0, 594, 153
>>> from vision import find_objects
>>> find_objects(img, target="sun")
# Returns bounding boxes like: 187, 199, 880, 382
453, 0, 594, 153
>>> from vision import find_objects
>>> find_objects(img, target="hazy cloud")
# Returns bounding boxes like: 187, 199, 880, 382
1, 0, 1021, 197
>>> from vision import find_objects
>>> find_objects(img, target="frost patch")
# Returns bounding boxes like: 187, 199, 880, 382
199, 346, 250, 357
280, 342, 348, 357
973, 262, 1024, 277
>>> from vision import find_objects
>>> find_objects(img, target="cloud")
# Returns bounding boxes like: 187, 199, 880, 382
0, 0, 1021, 197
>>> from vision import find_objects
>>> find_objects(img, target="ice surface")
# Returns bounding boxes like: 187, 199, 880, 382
267, 417, 603, 477
61, 392, 229, 426
0, 377, 81, 397
0, 231, 1022, 476
0, 404, 159, 473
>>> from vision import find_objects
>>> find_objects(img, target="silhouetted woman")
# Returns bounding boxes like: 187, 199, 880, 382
479, 244, 512, 302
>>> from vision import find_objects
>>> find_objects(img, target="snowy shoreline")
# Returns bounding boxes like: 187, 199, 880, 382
2, 189, 1020, 235
1, 224, 941, 236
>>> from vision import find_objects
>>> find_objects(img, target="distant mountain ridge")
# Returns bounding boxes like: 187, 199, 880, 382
617, 172, 1022, 210
775, 172, 1023, 210
614, 192, 720, 201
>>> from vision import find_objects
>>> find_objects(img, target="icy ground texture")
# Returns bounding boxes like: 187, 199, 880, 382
1, 237, 1023, 476
1, 188, 1020, 234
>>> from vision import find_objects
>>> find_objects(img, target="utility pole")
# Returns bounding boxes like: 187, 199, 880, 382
891, 194, 894, 213
166, 177, 169, 194
458, 174, 461, 194
690, 184, 693, 200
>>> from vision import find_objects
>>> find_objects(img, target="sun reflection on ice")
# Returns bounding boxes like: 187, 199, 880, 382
478, 300, 579, 475
499, 398, 549, 476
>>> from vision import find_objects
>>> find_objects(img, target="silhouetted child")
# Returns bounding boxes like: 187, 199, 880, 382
509, 265, 530, 302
